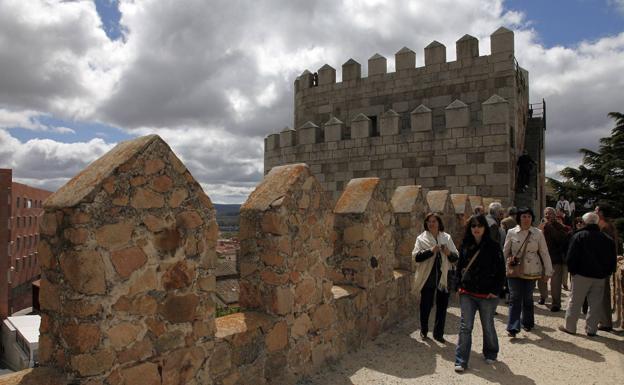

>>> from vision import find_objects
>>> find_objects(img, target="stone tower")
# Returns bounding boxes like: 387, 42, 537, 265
264, 27, 545, 212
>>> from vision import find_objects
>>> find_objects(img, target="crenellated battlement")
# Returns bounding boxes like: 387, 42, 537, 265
294, 27, 515, 94
266, 27, 529, 207
25, 135, 509, 384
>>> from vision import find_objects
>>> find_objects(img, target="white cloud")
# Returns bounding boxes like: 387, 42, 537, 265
0, 0, 623, 202
0, 129, 114, 191
0, 108, 75, 134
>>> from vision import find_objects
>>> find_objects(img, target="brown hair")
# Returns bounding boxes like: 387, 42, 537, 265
423, 212, 445, 232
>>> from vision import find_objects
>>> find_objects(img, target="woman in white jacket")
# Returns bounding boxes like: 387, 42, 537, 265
503, 207, 553, 337
412, 213, 459, 342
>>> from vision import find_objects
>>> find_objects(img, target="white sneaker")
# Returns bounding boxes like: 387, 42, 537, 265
454, 365, 465, 372
485, 359, 496, 364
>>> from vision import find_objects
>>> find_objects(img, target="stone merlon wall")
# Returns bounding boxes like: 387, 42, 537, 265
26, 135, 511, 385
265, 27, 530, 207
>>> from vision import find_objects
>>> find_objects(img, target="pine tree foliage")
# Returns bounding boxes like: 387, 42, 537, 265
547, 112, 624, 218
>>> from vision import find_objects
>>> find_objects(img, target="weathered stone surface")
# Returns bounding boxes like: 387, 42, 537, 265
272, 287, 294, 315
311, 304, 334, 330
334, 178, 379, 214
151, 174, 173, 192
95, 221, 133, 250
61, 324, 101, 353
291, 314, 312, 337
161, 347, 204, 385
60, 250, 106, 295
162, 261, 194, 290
154, 228, 181, 253
265, 321, 288, 352
64, 228, 89, 245
120, 362, 161, 385
110, 246, 147, 279
44, 135, 160, 209
71, 349, 115, 376
106, 322, 142, 350
176, 210, 203, 229
131, 188, 164, 209
169, 188, 188, 207
209, 342, 232, 374
158, 294, 199, 323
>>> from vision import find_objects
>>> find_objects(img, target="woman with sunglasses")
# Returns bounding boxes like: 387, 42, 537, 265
503, 207, 553, 337
412, 213, 459, 343
454, 215, 506, 372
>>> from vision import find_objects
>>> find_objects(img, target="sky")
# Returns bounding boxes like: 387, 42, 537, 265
0, 0, 623, 203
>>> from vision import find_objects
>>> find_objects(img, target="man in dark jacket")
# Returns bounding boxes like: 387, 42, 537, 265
538, 207, 570, 311
559, 212, 617, 336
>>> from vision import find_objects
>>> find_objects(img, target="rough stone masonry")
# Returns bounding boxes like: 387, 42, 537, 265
0, 134, 620, 385
264, 27, 545, 213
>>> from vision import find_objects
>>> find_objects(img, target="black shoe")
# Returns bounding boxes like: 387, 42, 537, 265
434, 335, 446, 343
523, 326, 532, 332
507, 330, 518, 338
420, 331, 428, 340
538, 299, 545, 305
551, 306, 561, 312
597, 326, 613, 332
586, 332, 597, 337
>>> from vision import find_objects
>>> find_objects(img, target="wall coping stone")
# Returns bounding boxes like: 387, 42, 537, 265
44, 135, 162, 209
241, 163, 309, 211
334, 177, 380, 214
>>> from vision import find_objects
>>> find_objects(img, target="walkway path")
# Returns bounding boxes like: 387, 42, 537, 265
306, 290, 623, 385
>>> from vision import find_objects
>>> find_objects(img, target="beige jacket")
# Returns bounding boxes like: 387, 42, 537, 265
503, 226, 553, 279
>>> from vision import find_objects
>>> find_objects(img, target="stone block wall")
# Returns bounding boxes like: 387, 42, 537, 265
31, 135, 504, 385
264, 27, 530, 207
38, 135, 218, 384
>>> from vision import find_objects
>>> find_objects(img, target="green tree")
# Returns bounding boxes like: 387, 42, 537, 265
548, 112, 624, 221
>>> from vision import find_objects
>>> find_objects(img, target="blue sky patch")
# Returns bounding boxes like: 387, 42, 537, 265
505, 0, 624, 47
94, 0, 125, 41
8, 115, 133, 144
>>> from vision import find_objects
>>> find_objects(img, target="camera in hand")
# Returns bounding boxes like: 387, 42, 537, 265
509, 256, 520, 266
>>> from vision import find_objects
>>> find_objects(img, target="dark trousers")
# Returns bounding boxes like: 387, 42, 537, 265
420, 287, 450, 338
507, 278, 535, 332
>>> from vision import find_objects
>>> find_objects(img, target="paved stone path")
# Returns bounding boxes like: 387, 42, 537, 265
306, 289, 624, 385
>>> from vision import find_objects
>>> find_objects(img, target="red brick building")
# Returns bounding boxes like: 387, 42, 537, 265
0, 169, 52, 318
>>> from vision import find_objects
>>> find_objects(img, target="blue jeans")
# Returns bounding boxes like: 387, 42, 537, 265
507, 278, 535, 332
455, 294, 499, 368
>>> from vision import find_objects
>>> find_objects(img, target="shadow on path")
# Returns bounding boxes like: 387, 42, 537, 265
306, 309, 535, 384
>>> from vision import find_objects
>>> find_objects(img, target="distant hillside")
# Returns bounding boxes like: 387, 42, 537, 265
214, 203, 240, 231
213, 203, 241, 216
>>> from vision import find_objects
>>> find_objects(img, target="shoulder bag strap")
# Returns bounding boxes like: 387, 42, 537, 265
518, 231, 531, 259
463, 249, 481, 274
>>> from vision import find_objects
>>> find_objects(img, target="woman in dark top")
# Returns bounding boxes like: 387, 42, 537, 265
454, 215, 506, 372
412, 213, 459, 343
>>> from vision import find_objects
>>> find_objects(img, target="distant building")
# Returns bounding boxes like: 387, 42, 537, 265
1, 314, 40, 370
0, 169, 52, 319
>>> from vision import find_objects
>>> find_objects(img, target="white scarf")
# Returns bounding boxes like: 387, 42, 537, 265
411, 231, 458, 294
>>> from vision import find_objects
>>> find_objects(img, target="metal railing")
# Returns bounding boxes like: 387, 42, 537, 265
529, 99, 546, 120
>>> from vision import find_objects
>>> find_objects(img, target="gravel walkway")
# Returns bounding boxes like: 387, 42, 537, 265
306, 289, 624, 385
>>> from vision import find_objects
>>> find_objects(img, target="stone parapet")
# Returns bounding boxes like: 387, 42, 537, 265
39, 135, 218, 384
33, 136, 500, 384
391, 185, 428, 272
